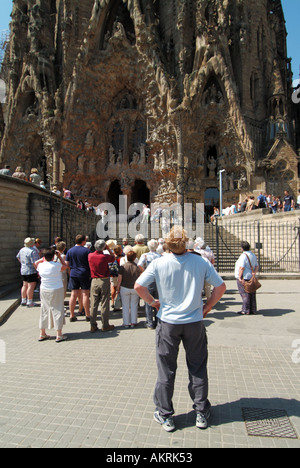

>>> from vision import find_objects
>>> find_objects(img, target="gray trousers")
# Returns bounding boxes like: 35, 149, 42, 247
154, 319, 210, 418
90, 278, 110, 328
237, 279, 257, 314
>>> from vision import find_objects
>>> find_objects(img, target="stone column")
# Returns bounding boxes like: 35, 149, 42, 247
173, 111, 185, 220
52, 148, 59, 186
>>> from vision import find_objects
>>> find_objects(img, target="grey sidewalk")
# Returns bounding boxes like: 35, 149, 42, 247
0, 279, 299, 448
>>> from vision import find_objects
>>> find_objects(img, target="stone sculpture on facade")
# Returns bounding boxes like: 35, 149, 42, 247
0, 0, 298, 212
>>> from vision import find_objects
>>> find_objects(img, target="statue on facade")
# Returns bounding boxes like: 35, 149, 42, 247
109, 146, 115, 165
207, 156, 217, 178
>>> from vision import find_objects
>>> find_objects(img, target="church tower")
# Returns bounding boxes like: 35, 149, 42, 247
0, 0, 298, 211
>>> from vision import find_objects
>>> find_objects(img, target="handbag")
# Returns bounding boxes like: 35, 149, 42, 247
243, 254, 261, 294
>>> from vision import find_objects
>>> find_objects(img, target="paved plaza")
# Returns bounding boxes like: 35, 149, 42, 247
0, 279, 300, 449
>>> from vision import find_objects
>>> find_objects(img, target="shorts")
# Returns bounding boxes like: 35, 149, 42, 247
110, 277, 118, 286
22, 273, 39, 283
68, 276, 91, 291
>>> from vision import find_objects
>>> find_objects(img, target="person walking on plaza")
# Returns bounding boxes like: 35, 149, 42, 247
88, 240, 116, 333
138, 239, 161, 329
16, 237, 40, 307
35, 247, 68, 342
135, 227, 226, 432
235, 241, 259, 315
117, 251, 141, 328
65, 234, 91, 322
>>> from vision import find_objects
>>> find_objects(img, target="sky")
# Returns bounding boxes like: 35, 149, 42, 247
0, 0, 299, 79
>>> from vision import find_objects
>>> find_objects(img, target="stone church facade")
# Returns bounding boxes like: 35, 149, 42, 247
0, 0, 299, 214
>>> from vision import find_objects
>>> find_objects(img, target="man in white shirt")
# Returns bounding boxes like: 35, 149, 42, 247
135, 227, 226, 432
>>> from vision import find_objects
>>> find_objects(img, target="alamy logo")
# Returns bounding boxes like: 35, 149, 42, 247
0, 340, 6, 364
292, 79, 300, 104
292, 339, 300, 364
95, 196, 205, 240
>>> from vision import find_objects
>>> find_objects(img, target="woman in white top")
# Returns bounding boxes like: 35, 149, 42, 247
35, 248, 68, 342
195, 238, 215, 299
235, 241, 259, 315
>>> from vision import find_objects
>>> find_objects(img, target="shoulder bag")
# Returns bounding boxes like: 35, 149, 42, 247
243, 253, 261, 294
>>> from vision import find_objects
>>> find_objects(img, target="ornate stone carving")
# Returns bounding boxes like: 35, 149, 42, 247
0, 0, 298, 206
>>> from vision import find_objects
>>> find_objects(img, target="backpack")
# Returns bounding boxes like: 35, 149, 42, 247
109, 260, 120, 277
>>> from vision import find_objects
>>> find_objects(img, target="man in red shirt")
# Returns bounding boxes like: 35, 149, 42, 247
88, 240, 116, 333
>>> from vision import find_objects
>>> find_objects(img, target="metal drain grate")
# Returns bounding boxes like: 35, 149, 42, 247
242, 408, 298, 439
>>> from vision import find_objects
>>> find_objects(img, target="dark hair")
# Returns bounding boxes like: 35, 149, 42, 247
44, 247, 56, 262
127, 251, 137, 262
75, 234, 86, 245
241, 241, 250, 251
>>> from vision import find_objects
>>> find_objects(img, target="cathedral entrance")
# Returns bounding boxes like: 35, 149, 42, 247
108, 179, 122, 212
131, 180, 150, 206
204, 188, 219, 222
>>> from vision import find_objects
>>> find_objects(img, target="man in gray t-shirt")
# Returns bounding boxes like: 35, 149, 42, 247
135, 227, 226, 432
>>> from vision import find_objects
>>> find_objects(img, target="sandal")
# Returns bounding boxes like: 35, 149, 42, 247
38, 335, 50, 342
55, 335, 67, 343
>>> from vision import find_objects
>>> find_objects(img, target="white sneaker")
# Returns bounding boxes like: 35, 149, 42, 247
153, 411, 175, 432
196, 410, 211, 429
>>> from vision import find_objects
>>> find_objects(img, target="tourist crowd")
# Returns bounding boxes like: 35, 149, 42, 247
0, 164, 99, 211
16, 232, 217, 340
16, 228, 263, 431
211, 189, 300, 223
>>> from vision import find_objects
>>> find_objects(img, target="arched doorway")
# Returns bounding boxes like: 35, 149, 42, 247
108, 180, 122, 211
204, 188, 219, 222
131, 180, 150, 206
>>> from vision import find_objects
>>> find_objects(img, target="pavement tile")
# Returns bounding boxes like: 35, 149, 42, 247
0, 280, 300, 448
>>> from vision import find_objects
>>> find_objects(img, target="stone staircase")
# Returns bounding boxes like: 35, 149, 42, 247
113, 223, 287, 274
203, 225, 286, 273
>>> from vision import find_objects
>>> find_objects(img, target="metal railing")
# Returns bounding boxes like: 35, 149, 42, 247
206, 218, 300, 273
33, 193, 300, 274
47, 194, 99, 248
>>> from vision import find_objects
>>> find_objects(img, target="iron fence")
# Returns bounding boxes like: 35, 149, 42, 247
47, 194, 99, 248
32, 193, 300, 274
207, 218, 300, 273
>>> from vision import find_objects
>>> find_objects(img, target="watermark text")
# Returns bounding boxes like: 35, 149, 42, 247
292, 339, 300, 364
0, 340, 6, 364
96, 196, 205, 240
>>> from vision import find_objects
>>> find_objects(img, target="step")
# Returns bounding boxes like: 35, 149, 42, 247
0, 287, 21, 324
